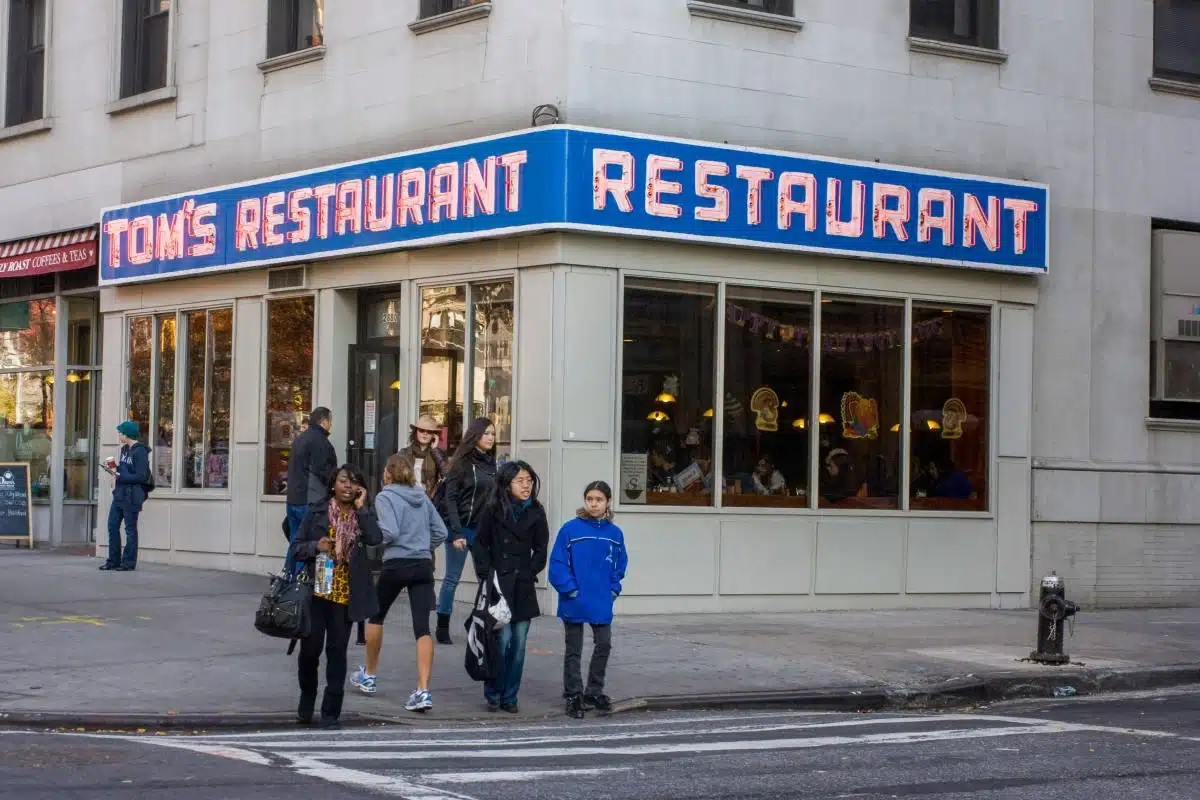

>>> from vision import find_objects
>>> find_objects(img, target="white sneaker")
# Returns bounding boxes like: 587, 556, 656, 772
405, 688, 432, 712
350, 666, 377, 695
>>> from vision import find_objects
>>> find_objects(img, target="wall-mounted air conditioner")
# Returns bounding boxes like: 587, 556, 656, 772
267, 266, 307, 292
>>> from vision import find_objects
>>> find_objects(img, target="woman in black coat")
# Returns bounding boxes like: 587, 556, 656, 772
292, 464, 382, 728
471, 460, 549, 714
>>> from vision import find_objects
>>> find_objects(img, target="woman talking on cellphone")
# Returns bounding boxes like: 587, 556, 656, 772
291, 464, 382, 728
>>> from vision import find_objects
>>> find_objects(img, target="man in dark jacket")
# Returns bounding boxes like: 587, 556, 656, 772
285, 407, 338, 572
100, 421, 151, 572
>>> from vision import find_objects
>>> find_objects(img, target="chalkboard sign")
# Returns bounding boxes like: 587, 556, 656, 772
0, 462, 32, 545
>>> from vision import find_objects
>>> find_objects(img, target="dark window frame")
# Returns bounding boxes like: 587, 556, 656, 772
695, 0, 795, 15
418, 0, 490, 19
119, 0, 171, 100
266, 0, 323, 59
1153, 0, 1200, 83
4, 0, 46, 127
910, 0, 1000, 50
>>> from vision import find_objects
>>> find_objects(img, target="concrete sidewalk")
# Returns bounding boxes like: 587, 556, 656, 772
1, 550, 1198, 728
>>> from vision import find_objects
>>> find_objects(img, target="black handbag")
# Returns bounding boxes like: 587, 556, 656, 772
463, 576, 501, 682
255, 569, 312, 644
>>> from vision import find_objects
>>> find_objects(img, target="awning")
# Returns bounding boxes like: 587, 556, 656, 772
0, 226, 98, 278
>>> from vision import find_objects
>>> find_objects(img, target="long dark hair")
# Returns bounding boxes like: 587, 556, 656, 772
326, 463, 368, 501
485, 460, 540, 521
447, 417, 495, 478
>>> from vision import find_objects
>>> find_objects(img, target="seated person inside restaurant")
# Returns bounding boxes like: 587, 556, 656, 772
820, 448, 861, 504
752, 456, 787, 495
911, 458, 973, 500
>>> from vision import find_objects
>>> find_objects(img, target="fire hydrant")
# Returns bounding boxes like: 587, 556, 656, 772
1030, 571, 1079, 665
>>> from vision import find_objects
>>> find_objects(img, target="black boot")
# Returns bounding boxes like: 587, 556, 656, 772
297, 692, 316, 726
436, 613, 452, 645
565, 693, 585, 719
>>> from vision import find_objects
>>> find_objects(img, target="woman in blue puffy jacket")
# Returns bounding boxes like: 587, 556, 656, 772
548, 480, 628, 719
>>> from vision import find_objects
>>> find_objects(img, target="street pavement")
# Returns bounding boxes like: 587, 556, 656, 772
2, 550, 1200, 724
5, 688, 1200, 798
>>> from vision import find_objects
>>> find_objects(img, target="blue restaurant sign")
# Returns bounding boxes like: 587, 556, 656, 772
99, 127, 1048, 285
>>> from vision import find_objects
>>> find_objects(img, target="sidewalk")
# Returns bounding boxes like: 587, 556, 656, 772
1, 550, 1198, 728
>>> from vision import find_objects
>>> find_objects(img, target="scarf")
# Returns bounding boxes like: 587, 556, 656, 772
327, 500, 359, 562
512, 498, 533, 521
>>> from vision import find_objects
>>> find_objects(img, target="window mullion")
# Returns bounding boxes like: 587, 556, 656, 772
463, 282, 475, 425
809, 290, 822, 510
713, 283, 727, 509
900, 299, 914, 512
148, 317, 160, 482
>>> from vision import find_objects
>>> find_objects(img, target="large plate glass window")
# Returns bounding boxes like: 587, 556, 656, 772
264, 296, 315, 495
419, 280, 515, 458
910, 306, 990, 511
620, 279, 717, 508
182, 308, 232, 489
817, 298, 904, 509
722, 286, 812, 509
64, 298, 99, 501
0, 371, 52, 499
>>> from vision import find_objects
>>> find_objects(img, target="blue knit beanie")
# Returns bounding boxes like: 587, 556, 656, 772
116, 420, 140, 440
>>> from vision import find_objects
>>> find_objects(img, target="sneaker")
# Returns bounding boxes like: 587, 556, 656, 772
582, 694, 612, 713
500, 702, 519, 714
349, 666, 377, 695
405, 689, 433, 712
565, 693, 585, 719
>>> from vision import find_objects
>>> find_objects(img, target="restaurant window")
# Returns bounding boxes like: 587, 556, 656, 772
722, 286, 812, 509
471, 281, 514, 460
910, 0, 999, 50
267, 0, 323, 58
620, 279, 717, 508
0, 371, 52, 499
4, 0, 46, 127
419, 281, 514, 456
64, 298, 99, 501
119, 0, 171, 99
182, 308, 232, 489
0, 297, 54, 369
1153, 0, 1200, 82
909, 306, 990, 511
817, 298, 904, 509
126, 316, 152, 442
152, 314, 176, 487
264, 296, 314, 495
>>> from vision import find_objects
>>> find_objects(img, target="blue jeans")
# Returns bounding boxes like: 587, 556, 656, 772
436, 525, 476, 616
485, 620, 530, 706
284, 503, 308, 576
106, 501, 140, 568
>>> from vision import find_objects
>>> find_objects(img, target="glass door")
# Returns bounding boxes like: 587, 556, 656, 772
347, 346, 401, 496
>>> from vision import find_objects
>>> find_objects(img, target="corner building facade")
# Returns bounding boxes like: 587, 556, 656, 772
2, 0, 1198, 611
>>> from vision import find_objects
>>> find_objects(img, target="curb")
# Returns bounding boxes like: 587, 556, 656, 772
0, 710, 390, 732
4, 665, 1198, 731
613, 663, 1200, 715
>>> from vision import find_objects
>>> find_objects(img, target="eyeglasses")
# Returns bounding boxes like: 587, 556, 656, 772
512, 476, 533, 486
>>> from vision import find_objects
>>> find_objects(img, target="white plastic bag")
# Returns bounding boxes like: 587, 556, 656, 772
487, 571, 512, 628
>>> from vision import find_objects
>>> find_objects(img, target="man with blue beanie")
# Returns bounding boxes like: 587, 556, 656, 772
100, 421, 151, 572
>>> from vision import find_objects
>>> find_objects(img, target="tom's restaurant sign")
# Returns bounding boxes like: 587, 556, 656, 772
99, 127, 1048, 285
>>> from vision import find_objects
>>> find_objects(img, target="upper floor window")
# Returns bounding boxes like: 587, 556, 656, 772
119, 0, 170, 99
702, 0, 794, 14
4, 0, 46, 127
1154, 0, 1200, 83
910, 0, 999, 50
418, 0, 488, 19
267, 0, 323, 59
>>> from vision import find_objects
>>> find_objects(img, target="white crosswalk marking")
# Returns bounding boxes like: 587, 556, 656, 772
54, 711, 1200, 800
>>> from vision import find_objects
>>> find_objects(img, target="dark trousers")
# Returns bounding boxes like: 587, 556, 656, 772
105, 501, 140, 568
297, 596, 351, 720
563, 622, 612, 697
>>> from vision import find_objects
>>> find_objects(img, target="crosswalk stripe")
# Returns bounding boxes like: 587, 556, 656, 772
413, 767, 632, 784
288, 724, 1069, 761
201, 714, 1030, 750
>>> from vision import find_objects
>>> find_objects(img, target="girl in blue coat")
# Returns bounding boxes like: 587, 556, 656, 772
548, 481, 628, 718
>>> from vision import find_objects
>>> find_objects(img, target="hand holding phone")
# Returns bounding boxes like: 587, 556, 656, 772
354, 486, 367, 509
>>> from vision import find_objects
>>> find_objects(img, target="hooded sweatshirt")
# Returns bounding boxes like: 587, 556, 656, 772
375, 483, 448, 562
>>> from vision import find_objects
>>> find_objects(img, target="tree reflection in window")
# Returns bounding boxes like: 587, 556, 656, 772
264, 297, 314, 495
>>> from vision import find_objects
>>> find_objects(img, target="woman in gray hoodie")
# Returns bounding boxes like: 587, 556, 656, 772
350, 454, 447, 711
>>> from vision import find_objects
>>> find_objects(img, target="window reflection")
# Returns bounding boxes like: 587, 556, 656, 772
910, 306, 989, 511
264, 297, 314, 495
0, 371, 53, 500
472, 281, 514, 461
0, 298, 55, 369
620, 279, 716, 507
127, 316, 152, 442
818, 298, 903, 509
722, 287, 812, 509
154, 315, 175, 487
206, 309, 232, 488
420, 285, 466, 451
65, 370, 94, 500
183, 312, 206, 489
66, 298, 95, 366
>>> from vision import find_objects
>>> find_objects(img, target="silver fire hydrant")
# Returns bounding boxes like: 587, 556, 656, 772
1030, 571, 1079, 665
